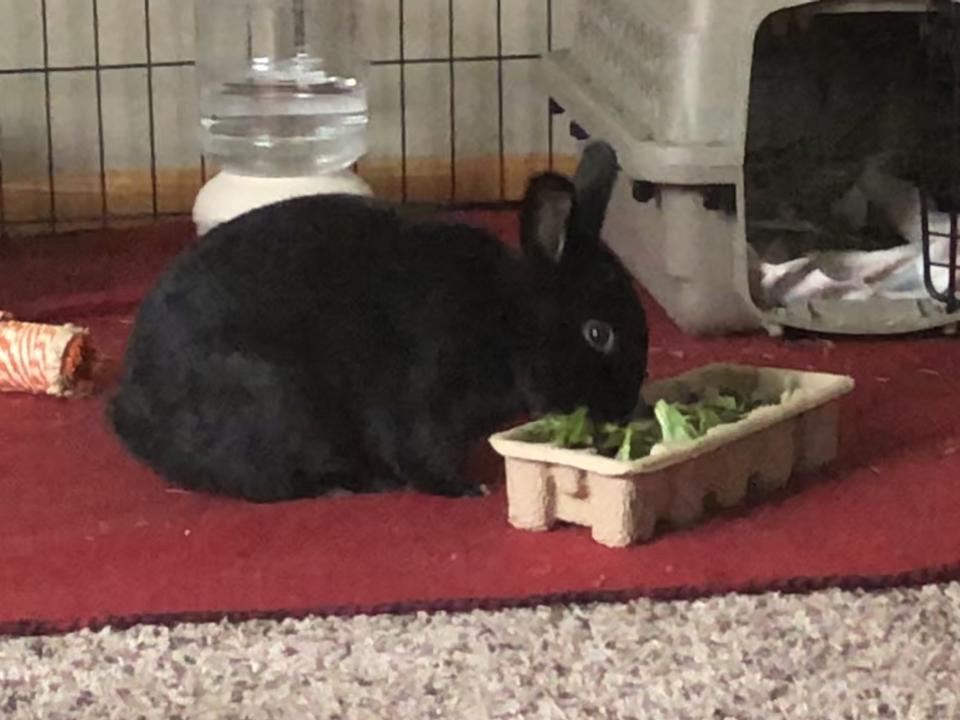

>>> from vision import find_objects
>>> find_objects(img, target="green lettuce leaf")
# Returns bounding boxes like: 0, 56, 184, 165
514, 388, 769, 461
654, 400, 698, 442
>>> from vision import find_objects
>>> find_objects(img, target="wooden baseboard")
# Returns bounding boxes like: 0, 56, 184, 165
1, 154, 578, 236
358, 154, 578, 203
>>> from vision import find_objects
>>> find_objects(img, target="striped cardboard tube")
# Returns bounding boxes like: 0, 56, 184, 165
0, 312, 96, 397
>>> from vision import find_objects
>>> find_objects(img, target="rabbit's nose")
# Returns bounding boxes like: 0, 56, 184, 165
604, 397, 644, 425
631, 398, 653, 420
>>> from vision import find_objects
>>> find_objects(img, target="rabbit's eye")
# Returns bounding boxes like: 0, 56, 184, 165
582, 320, 616, 355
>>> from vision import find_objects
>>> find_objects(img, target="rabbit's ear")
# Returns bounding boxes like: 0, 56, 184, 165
519, 172, 577, 265
572, 141, 620, 241
519, 141, 619, 266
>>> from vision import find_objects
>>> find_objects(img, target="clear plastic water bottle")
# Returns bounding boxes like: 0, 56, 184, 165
195, 0, 369, 177
191, 0, 372, 235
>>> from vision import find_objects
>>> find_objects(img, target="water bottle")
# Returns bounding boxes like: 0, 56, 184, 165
192, 0, 371, 235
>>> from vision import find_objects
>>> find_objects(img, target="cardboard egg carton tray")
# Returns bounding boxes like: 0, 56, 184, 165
489, 364, 855, 548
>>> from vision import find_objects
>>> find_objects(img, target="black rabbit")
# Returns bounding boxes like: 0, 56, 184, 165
108, 141, 649, 501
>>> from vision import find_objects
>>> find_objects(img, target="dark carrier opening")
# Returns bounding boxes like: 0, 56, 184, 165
744, 3, 960, 314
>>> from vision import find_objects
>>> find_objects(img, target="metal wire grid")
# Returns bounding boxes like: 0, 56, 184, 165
0, 0, 563, 238
0, 0, 197, 234
394, 0, 557, 205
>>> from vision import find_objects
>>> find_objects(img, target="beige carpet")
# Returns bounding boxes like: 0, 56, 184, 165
2, 583, 959, 719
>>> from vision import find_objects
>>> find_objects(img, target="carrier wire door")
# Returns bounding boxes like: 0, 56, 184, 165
921, 0, 960, 313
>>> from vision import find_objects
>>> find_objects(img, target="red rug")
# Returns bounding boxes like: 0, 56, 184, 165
2, 214, 959, 637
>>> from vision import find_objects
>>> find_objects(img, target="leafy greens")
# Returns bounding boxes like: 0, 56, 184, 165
515, 389, 769, 462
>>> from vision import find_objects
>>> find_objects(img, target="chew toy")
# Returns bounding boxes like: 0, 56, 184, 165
0, 311, 97, 397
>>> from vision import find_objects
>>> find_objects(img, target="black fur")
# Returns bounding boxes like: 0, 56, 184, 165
108, 141, 649, 501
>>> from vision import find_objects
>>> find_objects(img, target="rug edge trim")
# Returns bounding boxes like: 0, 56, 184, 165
4, 561, 959, 638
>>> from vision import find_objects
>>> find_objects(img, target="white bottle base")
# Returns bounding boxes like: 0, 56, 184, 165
192, 169, 373, 237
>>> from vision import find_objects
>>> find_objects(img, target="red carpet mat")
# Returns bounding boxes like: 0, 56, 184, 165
2, 215, 959, 636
